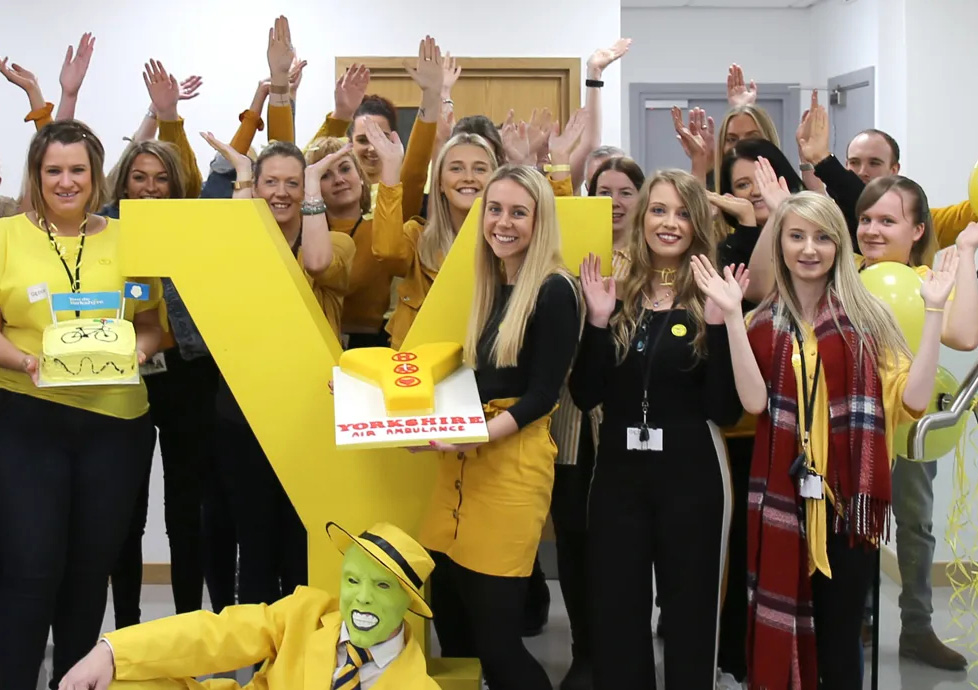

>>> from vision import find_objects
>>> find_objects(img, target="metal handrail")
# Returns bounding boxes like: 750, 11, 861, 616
908, 360, 978, 460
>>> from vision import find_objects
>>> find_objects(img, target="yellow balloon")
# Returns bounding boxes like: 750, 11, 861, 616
859, 261, 924, 352
897, 366, 975, 461
969, 158, 978, 217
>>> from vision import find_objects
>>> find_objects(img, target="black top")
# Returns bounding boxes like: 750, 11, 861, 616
719, 222, 761, 269
569, 307, 742, 453
475, 273, 580, 429
814, 154, 863, 247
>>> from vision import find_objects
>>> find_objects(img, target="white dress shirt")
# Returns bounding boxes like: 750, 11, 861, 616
332, 622, 405, 689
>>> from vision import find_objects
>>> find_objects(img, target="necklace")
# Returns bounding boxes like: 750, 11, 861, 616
653, 267, 676, 287
643, 286, 673, 310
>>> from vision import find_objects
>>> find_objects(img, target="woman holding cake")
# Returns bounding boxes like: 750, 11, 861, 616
0, 119, 164, 688
416, 164, 581, 690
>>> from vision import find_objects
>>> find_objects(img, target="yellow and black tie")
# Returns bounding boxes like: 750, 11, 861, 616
333, 642, 373, 690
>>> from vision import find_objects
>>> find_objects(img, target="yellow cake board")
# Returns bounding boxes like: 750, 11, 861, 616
402, 196, 612, 349
118, 195, 611, 681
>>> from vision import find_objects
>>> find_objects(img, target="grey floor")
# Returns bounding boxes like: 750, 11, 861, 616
38, 575, 976, 689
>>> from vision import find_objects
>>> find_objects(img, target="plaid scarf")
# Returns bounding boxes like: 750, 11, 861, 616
745, 294, 890, 690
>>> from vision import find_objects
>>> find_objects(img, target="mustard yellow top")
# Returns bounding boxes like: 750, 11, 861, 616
267, 103, 294, 145
158, 117, 203, 199
0, 214, 164, 419
231, 109, 264, 155
791, 321, 921, 578
933, 200, 977, 248
298, 233, 356, 337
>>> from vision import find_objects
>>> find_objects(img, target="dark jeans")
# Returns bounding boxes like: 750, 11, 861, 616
430, 551, 551, 690
215, 417, 307, 605
0, 389, 152, 690
111, 353, 219, 626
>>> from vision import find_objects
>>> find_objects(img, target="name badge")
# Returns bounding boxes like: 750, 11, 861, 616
28, 283, 49, 304
800, 472, 824, 500
139, 352, 168, 377
626, 426, 663, 452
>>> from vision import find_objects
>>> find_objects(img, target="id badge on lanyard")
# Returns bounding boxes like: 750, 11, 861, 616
792, 325, 823, 500
626, 305, 678, 453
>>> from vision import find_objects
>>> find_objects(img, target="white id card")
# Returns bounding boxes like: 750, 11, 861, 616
800, 473, 824, 500
626, 427, 663, 452
139, 352, 168, 377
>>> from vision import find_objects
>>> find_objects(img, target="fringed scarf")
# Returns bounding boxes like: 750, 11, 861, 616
745, 294, 890, 690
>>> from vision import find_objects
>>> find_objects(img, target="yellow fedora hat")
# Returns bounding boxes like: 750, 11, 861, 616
326, 521, 435, 618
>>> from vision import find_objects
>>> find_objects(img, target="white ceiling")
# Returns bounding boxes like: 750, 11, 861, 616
622, 0, 822, 8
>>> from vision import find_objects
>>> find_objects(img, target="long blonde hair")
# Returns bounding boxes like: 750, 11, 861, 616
464, 164, 573, 368
419, 133, 498, 272
760, 192, 911, 365
714, 105, 781, 192
611, 170, 716, 362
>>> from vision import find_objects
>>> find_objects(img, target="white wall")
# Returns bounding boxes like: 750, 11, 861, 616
620, 7, 814, 154
0, 0, 621, 198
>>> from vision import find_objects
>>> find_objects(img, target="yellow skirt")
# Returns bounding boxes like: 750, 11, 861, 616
420, 398, 557, 577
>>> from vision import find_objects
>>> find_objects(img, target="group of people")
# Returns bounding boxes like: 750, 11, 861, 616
2, 16, 977, 690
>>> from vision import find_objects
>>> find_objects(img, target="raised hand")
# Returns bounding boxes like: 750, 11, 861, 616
580, 253, 616, 328
143, 59, 180, 120
920, 248, 959, 309
404, 35, 445, 94
707, 191, 756, 227
179, 75, 203, 101
727, 64, 757, 107
364, 118, 403, 184
691, 255, 747, 322
435, 106, 457, 152
754, 157, 791, 213
0, 57, 40, 95
798, 103, 830, 165
672, 106, 715, 174
955, 221, 978, 252
267, 15, 294, 78
200, 131, 253, 177
334, 63, 370, 121
441, 52, 461, 95
500, 110, 531, 165
306, 142, 356, 183
59, 32, 95, 98
526, 108, 554, 159
549, 109, 586, 161
289, 57, 307, 100
587, 38, 632, 76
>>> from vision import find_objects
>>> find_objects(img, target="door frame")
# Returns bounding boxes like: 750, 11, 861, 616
628, 82, 801, 172
336, 57, 581, 123
827, 66, 876, 160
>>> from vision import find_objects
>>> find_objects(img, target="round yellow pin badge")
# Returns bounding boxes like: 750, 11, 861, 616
671, 324, 687, 337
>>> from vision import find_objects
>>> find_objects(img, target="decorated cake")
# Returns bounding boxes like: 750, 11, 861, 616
339, 343, 463, 415
40, 318, 138, 384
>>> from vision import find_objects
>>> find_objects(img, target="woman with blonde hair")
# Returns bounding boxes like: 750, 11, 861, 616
417, 164, 580, 690
570, 169, 743, 688
692, 192, 953, 689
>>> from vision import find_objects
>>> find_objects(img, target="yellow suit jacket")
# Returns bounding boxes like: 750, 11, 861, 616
106, 586, 440, 690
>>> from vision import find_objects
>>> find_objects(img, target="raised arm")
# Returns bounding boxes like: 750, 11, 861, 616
744, 157, 791, 303
548, 109, 586, 193
231, 81, 269, 154
144, 60, 204, 197
569, 254, 617, 412
903, 255, 957, 410
796, 91, 826, 194
727, 63, 757, 108
1, 57, 51, 129
201, 132, 255, 200
266, 15, 295, 144
401, 35, 445, 217
305, 63, 370, 149
940, 229, 978, 350
672, 106, 715, 186
55, 32, 95, 121
301, 146, 357, 276
365, 119, 416, 265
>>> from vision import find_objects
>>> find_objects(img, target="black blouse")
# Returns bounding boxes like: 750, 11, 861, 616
475, 273, 580, 429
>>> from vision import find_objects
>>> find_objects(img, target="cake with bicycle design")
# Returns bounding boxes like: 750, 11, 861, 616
37, 283, 149, 386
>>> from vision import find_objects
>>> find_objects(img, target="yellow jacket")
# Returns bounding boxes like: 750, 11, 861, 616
107, 586, 439, 690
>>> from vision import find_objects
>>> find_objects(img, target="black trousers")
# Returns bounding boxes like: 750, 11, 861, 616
216, 416, 307, 605
201, 439, 237, 613
812, 532, 875, 690
111, 352, 219, 626
716, 435, 754, 681
0, 389, 152, 690
550, 417, 595, 660
588, 422, 729, 690
429, 551, 551, 690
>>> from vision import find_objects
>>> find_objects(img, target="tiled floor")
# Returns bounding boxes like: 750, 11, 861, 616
37, 575, 977, 689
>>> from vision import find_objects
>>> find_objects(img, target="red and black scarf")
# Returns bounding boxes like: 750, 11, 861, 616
745, 294, 890, 690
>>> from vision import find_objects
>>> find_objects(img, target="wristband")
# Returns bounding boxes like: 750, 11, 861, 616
925, 307, 945, 313
544, 164, 571, 173
442, 99, 454, 106
799, 163, 814, 172
269, 84, 290, 95
301, 199, 327, 216
233, 179, 254, 191
585, 79, 604, 88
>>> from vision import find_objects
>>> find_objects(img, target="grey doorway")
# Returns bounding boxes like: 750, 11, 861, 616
629, 82, 801, 178
828, 66, 876, 162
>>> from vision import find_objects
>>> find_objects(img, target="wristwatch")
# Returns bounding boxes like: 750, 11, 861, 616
799, 163, 815, 172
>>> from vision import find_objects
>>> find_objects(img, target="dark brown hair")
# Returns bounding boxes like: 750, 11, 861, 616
109, 140, 186, 206
854, 175, 937, 267
27, 120, 107, 219
587, 156, 645, 197
453, 115, 506, 164
350, 94, 398, 133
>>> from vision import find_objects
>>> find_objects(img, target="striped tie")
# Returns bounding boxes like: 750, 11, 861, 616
332, 642, 373, 690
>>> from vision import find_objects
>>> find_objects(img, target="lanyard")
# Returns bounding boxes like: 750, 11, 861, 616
794, 325, 821, 453
44, 218, 87, 318
638, 302, 681, 439
348, 215, 364, 239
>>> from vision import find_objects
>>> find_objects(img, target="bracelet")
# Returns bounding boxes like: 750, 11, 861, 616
233, 179, 254, 191
301, 199, 327, 216
585, 78, 604, 88
269, 83, 290, 95
544, 164, 571, 173
925, 307, 945, 313
442, 98, 454, 106
146, 109, 157, 120
799, 163, 814, 172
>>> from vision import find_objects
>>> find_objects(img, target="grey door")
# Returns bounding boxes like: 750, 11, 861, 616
828, 67, 875, 162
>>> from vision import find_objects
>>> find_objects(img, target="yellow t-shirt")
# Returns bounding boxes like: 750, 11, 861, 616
791, 322, 921, 578
0, 214, 164, 419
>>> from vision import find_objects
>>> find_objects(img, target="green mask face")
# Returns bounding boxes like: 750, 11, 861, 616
339, 545, 411, 648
